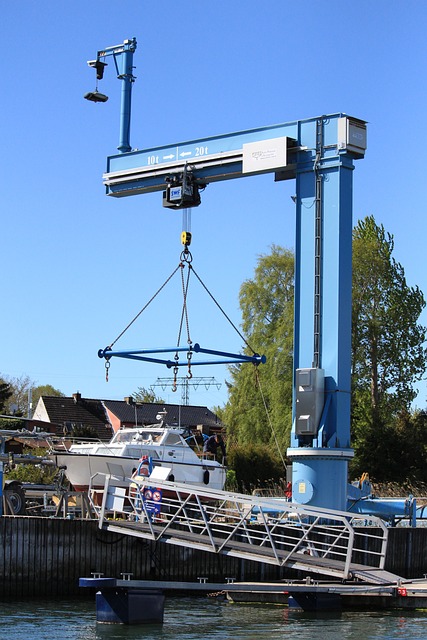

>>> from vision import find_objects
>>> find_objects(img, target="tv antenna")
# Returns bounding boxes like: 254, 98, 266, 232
151, 376, 221, 406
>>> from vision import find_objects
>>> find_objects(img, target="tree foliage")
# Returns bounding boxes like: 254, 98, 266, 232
5, 447, 58, 485
226, 442, 285, 492
352, 216, 426, 419
394, 409, 427, 483
132, 386, 165, 404
0, 379, 12, 413
350, 216, 427, 480
0, 417, 25, 430
0, 374, 64, 417
350, 408, 427, 483
222, 245, 294, 452
221, 219, 427, 484
1, 374, 33, 416
32, 384, 65, 412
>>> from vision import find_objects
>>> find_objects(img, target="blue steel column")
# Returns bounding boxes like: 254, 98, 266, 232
288, 118, 354, 511
117, 46, 135, 154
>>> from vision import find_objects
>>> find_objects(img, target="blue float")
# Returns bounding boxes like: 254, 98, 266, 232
79, 577, 165, 625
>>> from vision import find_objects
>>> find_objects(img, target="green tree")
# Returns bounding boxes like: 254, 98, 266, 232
0, 379, 12, 413
221, 220, 426, 483
226, 442, 285, 492
0, 417, 25, 430
352, 216, 426, 418
5, 446, 58, 485
393, 409, 427, 484
351, 216, 427, 480
32, 384, 64, 412
350, 407, 427, 483
0, 375, 64, 417
132, 386, 165, 403
222, 245, 294, 453
2, 374, 33, 415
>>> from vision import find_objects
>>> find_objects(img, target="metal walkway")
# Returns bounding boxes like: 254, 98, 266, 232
89, 473, 401, 585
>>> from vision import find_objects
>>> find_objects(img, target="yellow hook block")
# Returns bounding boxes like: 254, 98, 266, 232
181, 231, 192, 246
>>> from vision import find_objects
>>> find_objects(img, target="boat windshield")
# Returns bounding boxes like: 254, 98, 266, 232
164, 432, 184, 446
113, 430, 163, 444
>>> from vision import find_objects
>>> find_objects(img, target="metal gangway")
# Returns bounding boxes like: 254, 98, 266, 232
89, 472, 401, 585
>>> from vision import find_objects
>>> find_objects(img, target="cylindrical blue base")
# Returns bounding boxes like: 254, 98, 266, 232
96, 588, 165, 625
287, 448, 354, 511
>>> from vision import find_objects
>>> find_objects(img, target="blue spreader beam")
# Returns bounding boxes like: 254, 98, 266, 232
98, 343, 266, 368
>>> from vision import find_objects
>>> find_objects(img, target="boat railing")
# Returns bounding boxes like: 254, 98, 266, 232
195, 451, 221, 463
47, 436, 104, 451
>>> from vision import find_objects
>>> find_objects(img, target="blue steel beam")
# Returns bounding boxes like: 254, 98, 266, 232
104, 120, 298, 195
103, 114, 366, 197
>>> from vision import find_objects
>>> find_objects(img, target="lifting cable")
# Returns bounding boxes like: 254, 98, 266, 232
189, 262, 257, 357
99, 221, 266, 382
254, 367, 288, 472
101, 263, 182, 382
107, 263, 182, 351
173, 248, 193, 390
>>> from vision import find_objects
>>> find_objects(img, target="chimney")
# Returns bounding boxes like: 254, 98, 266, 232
124, 396, 134, 405
73, 392, 81, 403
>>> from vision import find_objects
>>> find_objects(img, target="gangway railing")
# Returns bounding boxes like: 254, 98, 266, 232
89, 473, 392, 583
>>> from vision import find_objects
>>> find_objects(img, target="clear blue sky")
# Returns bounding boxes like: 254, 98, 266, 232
1, 1, 426, 410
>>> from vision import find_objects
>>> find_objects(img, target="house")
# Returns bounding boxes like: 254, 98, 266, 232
32, 393, 113, 440
103, 396, 222, 435
32, 392, 223, 441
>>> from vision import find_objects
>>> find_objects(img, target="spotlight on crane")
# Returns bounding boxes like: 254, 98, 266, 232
84, 91, 109, 103
87, 59, 108, 80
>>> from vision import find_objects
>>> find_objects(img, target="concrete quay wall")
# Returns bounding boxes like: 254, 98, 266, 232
0, 517, 426, 597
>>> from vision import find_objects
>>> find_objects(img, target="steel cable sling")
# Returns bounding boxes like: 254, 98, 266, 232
98, 248, 266, 382
98, 262, 182, 381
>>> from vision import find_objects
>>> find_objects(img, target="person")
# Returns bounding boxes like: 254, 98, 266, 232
203, 433, 226, 463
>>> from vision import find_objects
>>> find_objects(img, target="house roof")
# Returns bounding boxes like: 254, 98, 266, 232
38, 395, 223, 441
40, 396, 112, 440
102, 400, 222, 430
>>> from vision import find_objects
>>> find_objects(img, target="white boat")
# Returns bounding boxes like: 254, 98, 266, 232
49, 414, 226, 492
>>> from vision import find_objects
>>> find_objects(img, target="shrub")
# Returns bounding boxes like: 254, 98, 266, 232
226, 442, 285, 493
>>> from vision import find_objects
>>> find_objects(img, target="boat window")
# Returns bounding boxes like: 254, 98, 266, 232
136, 431, 162, 443
164, 433, 183, 446
112, 429, 163, 444
113, 431, 134, 443
184, 434, 201, 451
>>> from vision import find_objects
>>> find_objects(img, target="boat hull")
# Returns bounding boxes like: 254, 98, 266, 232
52, 452, 226, 493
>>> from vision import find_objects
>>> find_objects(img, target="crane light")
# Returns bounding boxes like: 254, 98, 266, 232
95, 60, 107, 80
84, 91, 109, 103
87, 59, 108, 80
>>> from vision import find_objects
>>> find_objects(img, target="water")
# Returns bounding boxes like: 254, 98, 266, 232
0, 597, 426, 640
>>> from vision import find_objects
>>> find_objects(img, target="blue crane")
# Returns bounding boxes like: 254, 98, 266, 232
84, 39, 419, 524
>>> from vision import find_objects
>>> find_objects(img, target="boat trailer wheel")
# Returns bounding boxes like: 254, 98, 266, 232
3, 482, 26, 515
